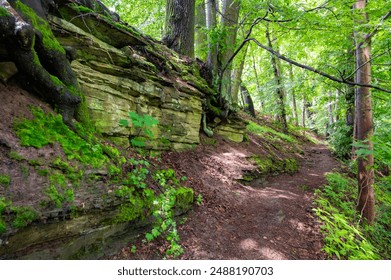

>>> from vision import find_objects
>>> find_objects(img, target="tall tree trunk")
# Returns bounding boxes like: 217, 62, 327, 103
206, 0, 218, 76
302, 97, 306, 128
240, 85, 255, 117
328, 91, 334, 125
335, 90, 339, 121
252, 52, 264, 110
266, 24, 288, 132
231, 43, 249, 108
195, 0, 206, 61
218, 0, 240, 103
163, 0, 195, 57
354, 0, 375, 224
289, 65, 298, 126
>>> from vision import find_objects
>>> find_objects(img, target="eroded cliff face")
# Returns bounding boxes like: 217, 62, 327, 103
49, 7, 206, 150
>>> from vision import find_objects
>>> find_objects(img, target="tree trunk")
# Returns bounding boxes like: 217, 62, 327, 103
266, 24, 288, 132
302, 97, 306, 128
218, 0, 240, 103
195, 0, 206, 61
231, 43, 249, 108
240, 85, 255, 117
328, 91, 334, 125
252, 52, 264, 110
289, 65, 299, 126
354, 0, 375, 224
163, 0, 195, 58
206, 0, 218, 76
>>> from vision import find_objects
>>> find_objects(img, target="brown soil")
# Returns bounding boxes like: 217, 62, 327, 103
113, 133, 340, 260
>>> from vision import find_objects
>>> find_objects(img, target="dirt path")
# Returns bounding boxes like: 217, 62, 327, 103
168, 139, 340, 260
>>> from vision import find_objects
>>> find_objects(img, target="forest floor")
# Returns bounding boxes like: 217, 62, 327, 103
113, 133, 341, 260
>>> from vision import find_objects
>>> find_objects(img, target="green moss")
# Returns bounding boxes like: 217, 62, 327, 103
284, 158, 298, 174
36, 168, 49, 176
15, 1, 65, 54
174, 187, 194, 210
0, 219, 6, 233
247, 121, 297, 144
28, 159, 44, 166
0, 197, 11, 233
251, 156, 274, 175
115, 187, 155, 223
20, 165, 30, 178
251, 156, 298, 176
0, 6, 11, 17
11, 206, 39, 228
14, 107, 109, 168
0, 174, 11, 186
68, 3, 94, 14
8, 151, 25, 161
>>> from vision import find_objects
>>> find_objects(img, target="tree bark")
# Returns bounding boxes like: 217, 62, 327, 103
206, 0, 218, 76
354, 0, 375, 224
240, 85, 255, 117
289, 64, 298, 126
0, 0, 81, 126
252, 52, 264, 110
302, 97, 306, 128
218, 0, 240, 103
195, 0, 206, 61
231, 43, 249, 108
163, 0, 195, 58
266, 24, 288, 132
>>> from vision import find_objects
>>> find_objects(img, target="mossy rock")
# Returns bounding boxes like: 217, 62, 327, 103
251, 156, 298, 176
284, 158, 298, 174
57, 3, 146, 48
174, 187, 194, 214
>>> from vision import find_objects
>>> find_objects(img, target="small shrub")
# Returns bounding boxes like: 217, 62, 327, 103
328, 120, 353, 159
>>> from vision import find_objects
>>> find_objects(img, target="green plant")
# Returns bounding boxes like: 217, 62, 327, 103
329, 120, 353, 160
119, 112, 159, 147
28, 159, 44, 166
0, 174, 11, 186
196, 194, 203, 206
11, 206, 39, 228
8, 151, 24, 161
0, 197, 11, 233
36, 168, 49, 176
247, 121, 297, 144
14, 107, 110, 168
20, 165, 30, 178
314, 172, 384, 259
146, 187, 184, 258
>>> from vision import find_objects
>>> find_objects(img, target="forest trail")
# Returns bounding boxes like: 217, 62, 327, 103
114, 135, 341, 260
169, 138, 340, 260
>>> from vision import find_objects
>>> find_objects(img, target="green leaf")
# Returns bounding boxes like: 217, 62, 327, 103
145, 233, 154, 242
118, 119, 129, 127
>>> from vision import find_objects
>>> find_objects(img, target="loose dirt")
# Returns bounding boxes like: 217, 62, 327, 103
114, 133, 340, 260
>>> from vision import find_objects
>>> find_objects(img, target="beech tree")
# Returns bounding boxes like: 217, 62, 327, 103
353, 0, 375, 224
163, 0, 195, 57
218, 0, 240, 103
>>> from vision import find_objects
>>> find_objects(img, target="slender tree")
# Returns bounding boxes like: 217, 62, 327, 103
289, 65, 299, 126
218, 0, 240, 103
163, 0, 195, 57
206, 0, 218, 75
266, 24, 288, 132
231, 43, 249, 108
195, 0, 207, 60
353, 0, 375, 224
